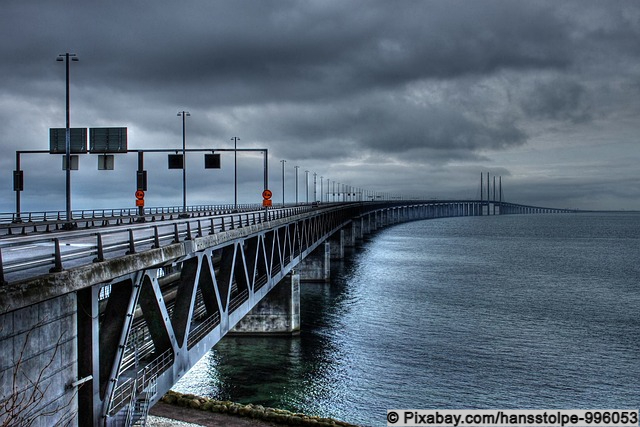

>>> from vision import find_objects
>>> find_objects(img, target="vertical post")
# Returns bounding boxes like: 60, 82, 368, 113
137, 151, 144, 217
56, 53, 78, 228
305, 170, 309, 203
493, 175, 496, 215
280, 159, 286, 206
177, 111, 190, 217
182, 113, 186, 213
313, 173, 317, 202
326, 178, 330, 202
493, 176, 496, 201
232, 137, 240, 210
480, 173, 483, 215
15, 151, 21, 222
320, 176, 323, 203
65, 55, 71, 225
487, 172, 490, 204
294, 165, 299, 205
263, 149, 268, 195
77, 285, 101, 426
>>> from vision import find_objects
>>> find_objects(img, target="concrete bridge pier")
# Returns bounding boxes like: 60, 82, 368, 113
231, 273, 300, 335
353, 217, 365, 242
298, 242, 331, 283
344, 222, 356, 248
330, 229, 345, 260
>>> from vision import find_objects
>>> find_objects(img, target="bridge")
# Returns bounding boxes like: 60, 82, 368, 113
0, 199, 573, 426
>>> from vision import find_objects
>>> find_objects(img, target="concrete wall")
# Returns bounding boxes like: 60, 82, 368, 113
0, 294, 77, 427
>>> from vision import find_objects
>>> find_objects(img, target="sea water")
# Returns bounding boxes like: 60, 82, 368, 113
174, 212, 640, 426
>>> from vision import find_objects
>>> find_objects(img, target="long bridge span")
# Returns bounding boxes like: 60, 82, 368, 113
0, 200, 573, 426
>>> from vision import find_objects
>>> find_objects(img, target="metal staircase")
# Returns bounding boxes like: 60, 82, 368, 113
125, 375, 157, 427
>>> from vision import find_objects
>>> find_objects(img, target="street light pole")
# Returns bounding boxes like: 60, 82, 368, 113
294, 166, 299, 205
177, 111, 190, 217
313, 172, 317, 202
326, 178, 329, 202
305, 170, 309, 204
231, 137, 240, 210
320, 176, 323, 203
280, 160, 286, 206
57, 53, 78, 229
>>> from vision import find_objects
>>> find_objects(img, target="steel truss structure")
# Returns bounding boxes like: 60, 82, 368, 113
78, 203, 368, 426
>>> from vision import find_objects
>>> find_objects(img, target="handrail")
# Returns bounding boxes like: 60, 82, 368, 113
0, 203, 267, 226
0, 204, 327, 284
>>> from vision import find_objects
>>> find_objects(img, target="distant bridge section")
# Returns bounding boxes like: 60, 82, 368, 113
0, 200, 575, 426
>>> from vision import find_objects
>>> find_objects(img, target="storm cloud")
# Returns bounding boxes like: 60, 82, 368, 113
1, 0, 639, 211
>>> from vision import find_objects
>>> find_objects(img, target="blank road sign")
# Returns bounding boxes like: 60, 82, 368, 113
90, 127, 128, 153
50, 128, 87, 154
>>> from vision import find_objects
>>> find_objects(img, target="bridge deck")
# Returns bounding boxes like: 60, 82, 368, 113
0, 200, 573, 426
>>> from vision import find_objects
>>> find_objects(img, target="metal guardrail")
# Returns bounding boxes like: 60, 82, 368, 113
0, 204, 265, 226
0, 204, 328, 284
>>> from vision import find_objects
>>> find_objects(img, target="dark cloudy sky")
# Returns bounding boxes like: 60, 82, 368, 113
2, 0, 639, 212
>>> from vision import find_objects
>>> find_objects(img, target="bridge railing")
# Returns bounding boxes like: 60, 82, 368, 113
0, 203, 267, 226
0, 204, 333, 284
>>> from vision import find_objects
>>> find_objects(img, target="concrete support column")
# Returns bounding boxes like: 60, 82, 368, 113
77, 285, 101, 426
344, 223, 356, 247
353, 217, 364, 241
330, 229, 345, 259
299, 242, 330, 282
231, 273, 300, 335
362, 213, 373, 234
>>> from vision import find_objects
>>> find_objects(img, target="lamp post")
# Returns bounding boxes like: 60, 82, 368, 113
326, 178, 329, 202
294, 166, 299, 205
230, 137, 240, 210
313, 172, 317, 202
320, 176, 323, 203
56, 53, 78, 229
305, 170, 309, 204
177, 111, 190, 217
280, 160, 287, 206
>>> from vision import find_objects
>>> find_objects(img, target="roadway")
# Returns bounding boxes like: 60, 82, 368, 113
0, 205, 313, 284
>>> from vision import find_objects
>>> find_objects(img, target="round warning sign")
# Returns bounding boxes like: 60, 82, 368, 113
135, 190, 145, 200
262, 189, 273, 200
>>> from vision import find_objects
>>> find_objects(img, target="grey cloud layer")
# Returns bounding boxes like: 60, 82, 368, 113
1, 0, 639, 210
